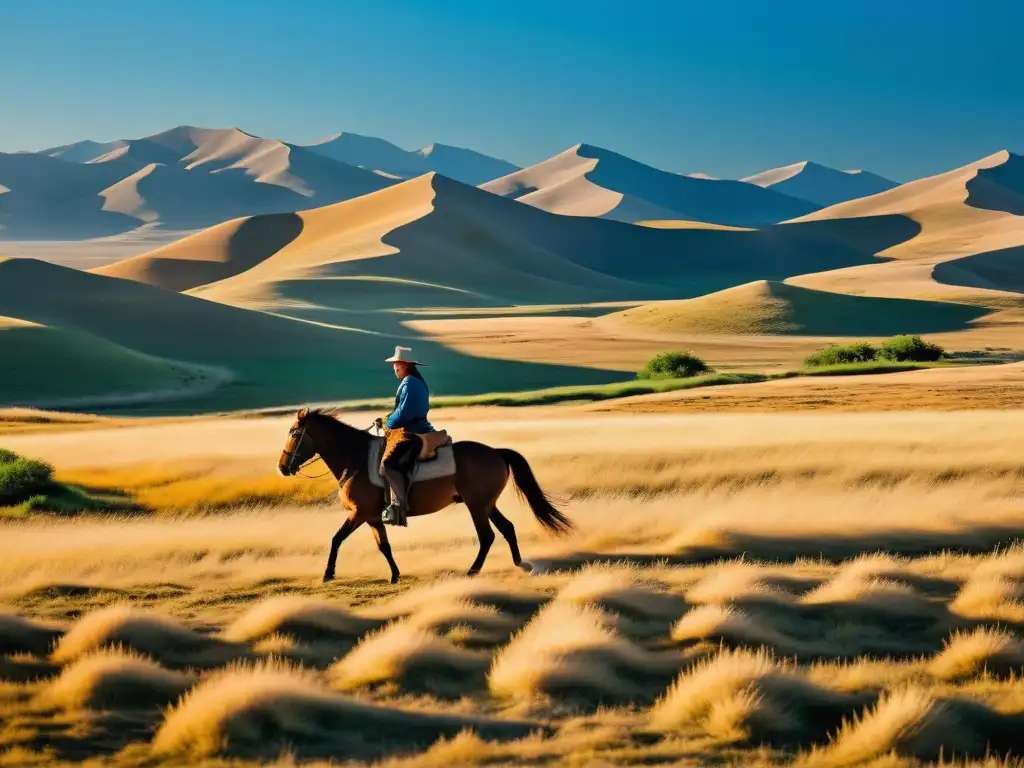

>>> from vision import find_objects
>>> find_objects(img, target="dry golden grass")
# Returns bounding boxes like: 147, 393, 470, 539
651, 648, 865, 745
3, 406, 1024, 765
55, 461, 339, 514
329, 620, 490, 694
153, 660, 540, 761
487, 602, 682, 703
0, 610, 61, 656
221, 595, 381, 645
51, 603, 243, 667
40, 648, 194, 710
928, 628, 1024, 681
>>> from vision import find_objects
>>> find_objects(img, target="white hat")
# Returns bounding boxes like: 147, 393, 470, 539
384, 346, 426, 365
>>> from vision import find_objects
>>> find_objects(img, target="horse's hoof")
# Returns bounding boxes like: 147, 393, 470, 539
518, 561, 534, 574
322, 573, 335, 583
466, 569, 480, 577
390, 573, 400, 585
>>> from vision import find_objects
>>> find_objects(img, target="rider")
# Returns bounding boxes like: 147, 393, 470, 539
375, 346, 434, 526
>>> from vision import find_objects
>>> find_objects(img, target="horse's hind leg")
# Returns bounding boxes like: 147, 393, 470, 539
466, 506, 496, 576
323, 512, 363, 583
490, 508, 521, 567
369, 520, 401, 584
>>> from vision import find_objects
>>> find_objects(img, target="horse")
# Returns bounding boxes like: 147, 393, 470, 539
278, 408, 573, 584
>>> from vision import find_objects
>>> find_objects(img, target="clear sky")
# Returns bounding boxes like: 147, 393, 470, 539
1, 0, 1020, 181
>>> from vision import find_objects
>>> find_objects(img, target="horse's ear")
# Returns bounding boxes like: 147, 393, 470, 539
297, 407, 310, 421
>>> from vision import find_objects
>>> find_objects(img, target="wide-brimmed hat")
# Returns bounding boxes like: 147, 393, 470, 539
384, 346, 426, 365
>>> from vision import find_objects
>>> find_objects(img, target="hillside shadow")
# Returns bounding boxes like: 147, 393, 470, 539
933, 245, 1024, 295
965, 154, 1024, 215
527, 522, 1024, 573
226, 212, 304, 269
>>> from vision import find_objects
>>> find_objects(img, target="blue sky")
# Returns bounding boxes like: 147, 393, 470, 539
1, 0, 1020, 181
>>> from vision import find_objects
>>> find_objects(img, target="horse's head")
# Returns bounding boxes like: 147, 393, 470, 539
279, 407, 318, 476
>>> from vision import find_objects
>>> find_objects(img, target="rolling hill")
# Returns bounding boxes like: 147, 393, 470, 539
741, 161, 897, 207
600, 280, 989, 336
304, 133, 519, 184
480, 144, 819, 226
0, 257, 624, 411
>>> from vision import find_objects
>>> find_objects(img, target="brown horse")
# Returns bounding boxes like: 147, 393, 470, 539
278, 408, 573, 584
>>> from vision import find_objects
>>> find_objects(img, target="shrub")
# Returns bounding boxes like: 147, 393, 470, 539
804, 342, 878, 367
877, 335, 944, 362
638, 351, 713, 379
0, 451, 54, 504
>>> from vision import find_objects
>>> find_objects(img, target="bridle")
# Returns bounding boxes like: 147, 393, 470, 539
282, 425, 332, 479
283, 419, 382, 480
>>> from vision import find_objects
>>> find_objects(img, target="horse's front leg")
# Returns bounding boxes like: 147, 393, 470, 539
323, 511, 363, 583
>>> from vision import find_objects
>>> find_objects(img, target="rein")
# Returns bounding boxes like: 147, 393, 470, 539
289, 421, 380, 480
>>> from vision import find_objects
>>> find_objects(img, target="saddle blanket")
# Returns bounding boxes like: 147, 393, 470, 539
367, 436, 456, 489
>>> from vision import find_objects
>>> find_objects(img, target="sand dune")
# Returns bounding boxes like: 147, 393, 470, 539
601, 280, 989, 336
39, 138, 129, 163
786, 150, 1024, 305
93, 212, 305, 290
416, 142, 519, 184
304, 132, 518, 184
9, 126, 395, 239
482, 144, 818, 225
742, 161, 897, 207
97, 162, 300, 229
187, 173, 895, 318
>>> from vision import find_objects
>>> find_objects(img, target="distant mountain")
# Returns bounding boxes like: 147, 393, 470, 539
304, 133, 519, 184
3, 126, 396, 238
741, 161, 898, 207
414, 143, 519, 185
481, 144, 818, 226
0, 152, 137, 238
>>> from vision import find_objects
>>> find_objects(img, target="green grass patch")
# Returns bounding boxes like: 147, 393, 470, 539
0, 449, 126, 518
795, 360, 950, 377
805, 336, 948, 368
638, 350, 713, 379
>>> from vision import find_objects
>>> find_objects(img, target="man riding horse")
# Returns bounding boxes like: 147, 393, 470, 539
374, 346, 434, 526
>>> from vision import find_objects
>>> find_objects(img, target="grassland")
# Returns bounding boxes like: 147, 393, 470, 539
1, 399, 1024, 766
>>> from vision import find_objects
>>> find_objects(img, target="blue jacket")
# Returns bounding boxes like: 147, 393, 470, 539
385, 375, 434, 433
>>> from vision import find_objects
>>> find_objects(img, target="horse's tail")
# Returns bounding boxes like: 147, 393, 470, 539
497, 448, 574, 537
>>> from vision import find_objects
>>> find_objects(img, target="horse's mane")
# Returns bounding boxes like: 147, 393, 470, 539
302, 408, 370, 438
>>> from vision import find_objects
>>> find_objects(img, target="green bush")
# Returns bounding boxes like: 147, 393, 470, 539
804, 342, 878, 367
877, 335, 945, 362
638, 351, 713, 379
0, 451, 54, 504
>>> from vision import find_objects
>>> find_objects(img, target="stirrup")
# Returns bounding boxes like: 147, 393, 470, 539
382, 503, 408, 527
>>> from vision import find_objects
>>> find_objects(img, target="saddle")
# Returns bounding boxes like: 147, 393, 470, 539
417, 430, 451, 460
368, 430, 455, 489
